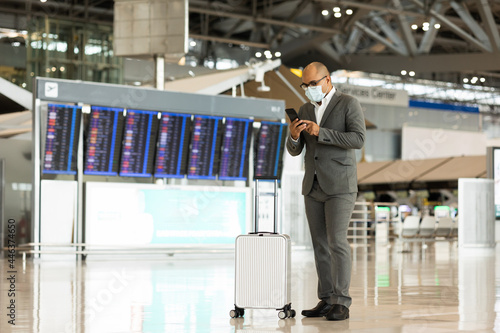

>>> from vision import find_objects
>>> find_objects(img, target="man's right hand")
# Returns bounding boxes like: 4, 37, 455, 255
289, 118, 307, 140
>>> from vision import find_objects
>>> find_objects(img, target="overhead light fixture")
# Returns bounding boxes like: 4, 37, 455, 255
333, 7, 341, 12
40, 0, 47, 2
471, 77, 478, 84
321, 10, 329, 16
274, 51, 281, 57
189, 41, 196, 47
480, 77, 486, 83
422, 26, 429, 31
255, 52, 262, 58
409, 71, 415, 77
434, 23, 441, 29
334, 12, 342, 18
401, 70, 407, 75
346, 9, 353, 15
463, 78, 469, 83
411, 24, 418, 30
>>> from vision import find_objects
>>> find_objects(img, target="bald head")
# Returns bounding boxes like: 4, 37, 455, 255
303, 62, 330, 77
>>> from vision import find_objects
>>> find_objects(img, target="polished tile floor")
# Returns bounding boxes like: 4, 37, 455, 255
0, 241, 499, 333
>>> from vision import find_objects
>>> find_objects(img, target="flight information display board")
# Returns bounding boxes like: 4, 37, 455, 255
219, 118, 253, 181
187, 115, 223, 179
154, 112, 191, 178
43, 104, 82, 175
84, 106, 125, 176
254, 121, 287, 179
119, 109, 159, 177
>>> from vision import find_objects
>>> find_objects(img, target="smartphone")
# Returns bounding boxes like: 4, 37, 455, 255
285, 108, 299, 122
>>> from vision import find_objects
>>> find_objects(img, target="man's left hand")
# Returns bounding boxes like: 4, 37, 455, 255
301, 120, 320, 136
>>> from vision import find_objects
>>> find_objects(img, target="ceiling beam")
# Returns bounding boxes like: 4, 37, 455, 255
316, 42, 342, 63
269, 0, 312, 46
189, 7, 340, 35
370, 13, 405, 52
450, 0, 491, 51
418, 2, 444, 54
475, 0, 500, 52
392, 0, 418, 56
189, 33, 269, 49
354, 21, 408, 56
409, 0, 492, 53
344, 27, 362, 54
344, 52, 500, 74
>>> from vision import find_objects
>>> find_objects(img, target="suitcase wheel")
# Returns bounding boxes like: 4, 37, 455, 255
229, 306, 244, 318
277, 304, 296, 319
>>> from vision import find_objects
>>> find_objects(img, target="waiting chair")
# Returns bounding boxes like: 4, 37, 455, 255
419, 216, 436, 238
401, 216, 420, 238
435, 217, 453, 237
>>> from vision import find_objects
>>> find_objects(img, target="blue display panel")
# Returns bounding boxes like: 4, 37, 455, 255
154, 112, 191, 178
187, 115, 223, 180
43, 103, 81, 175
119, 109, 159, 177
84, 106, 124, 176
219, 118, 253, 181
254, 121, 287, 179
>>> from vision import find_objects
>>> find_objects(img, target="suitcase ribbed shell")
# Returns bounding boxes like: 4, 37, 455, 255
234, 233, 291, 309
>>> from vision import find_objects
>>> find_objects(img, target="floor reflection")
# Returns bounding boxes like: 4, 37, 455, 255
0, 241, 499, 332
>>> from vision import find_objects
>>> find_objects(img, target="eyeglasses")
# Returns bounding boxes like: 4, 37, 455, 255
300, 76, 327, 90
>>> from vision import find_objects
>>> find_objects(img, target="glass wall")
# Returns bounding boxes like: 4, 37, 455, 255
26, 17, 122, 90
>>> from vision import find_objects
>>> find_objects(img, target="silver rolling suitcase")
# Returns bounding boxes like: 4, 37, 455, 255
230, 178, 295, 319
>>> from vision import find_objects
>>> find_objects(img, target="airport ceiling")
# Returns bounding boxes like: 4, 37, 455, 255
1, 0, 500, 88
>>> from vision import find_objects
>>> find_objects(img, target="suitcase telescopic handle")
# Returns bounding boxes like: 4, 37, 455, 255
253, 177, 279, 234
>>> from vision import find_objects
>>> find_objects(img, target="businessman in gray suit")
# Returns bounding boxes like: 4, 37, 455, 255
286, 62, 365, 321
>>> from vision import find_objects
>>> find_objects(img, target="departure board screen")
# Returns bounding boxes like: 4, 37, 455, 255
254, 121, 287, 179
219, 118, 253, 181
43, 104, 82, 175
154, 112, 191, 178
119, 109, 159, 177
187, 115, 223, 179
84, 106, 125, 176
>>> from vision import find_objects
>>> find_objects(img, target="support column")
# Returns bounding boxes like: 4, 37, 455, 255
155, 54, 165, 90
458, 178, 495, 249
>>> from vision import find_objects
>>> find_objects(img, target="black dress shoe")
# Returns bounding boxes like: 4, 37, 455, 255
325, 304, 349, 321
301, 300, 332, 317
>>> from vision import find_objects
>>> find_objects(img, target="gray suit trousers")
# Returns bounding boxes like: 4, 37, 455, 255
304, 179, 356, 308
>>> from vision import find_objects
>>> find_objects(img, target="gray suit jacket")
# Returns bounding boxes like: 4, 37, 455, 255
286, 90, 366, 196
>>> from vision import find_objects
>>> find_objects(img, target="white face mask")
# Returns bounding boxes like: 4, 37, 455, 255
305, 85, 326, 103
